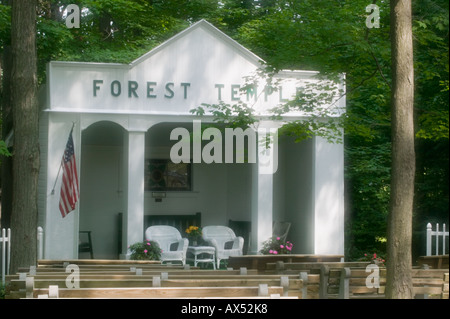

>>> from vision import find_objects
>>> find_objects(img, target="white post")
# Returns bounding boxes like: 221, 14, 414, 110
313, 136, 345, 255
443, 224, 447, 255
121, 130, 146, 258
251, 166, 273, 254
426, 223, 432, 256
435, 223, 439, 256
6, 228, 10, 276
1, 228, 5, 285
1, 228, 11, 285
37, 227, 44, 260
250, 125, 278, 254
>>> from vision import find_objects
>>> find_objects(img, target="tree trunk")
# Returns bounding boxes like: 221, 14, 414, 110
386, 0, 415, 299
1, 45, 13, 230
10, 0, 39, 273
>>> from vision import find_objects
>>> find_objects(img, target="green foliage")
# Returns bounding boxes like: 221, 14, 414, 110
128, 240, 161, 261
215, 0, 447, 258
191, 101, 258, 130
0, 3, 10, 49
0, 140, 11, 157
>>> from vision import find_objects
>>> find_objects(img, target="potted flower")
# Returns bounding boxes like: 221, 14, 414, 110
185, 225, 202, 246
260, 236, 294, 255
128, 240, 162, 260
359, 252, 386, 266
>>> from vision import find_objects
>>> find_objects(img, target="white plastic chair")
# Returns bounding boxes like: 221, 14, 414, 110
145, 225, 188, 265
202, 226, 244, 267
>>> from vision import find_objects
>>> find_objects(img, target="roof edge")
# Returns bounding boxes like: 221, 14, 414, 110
130, 19, 265, 67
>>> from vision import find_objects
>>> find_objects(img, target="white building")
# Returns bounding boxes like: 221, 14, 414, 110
38, 20, 345, 260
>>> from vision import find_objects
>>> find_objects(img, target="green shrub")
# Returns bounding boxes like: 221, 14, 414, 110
128, 240, 161, 261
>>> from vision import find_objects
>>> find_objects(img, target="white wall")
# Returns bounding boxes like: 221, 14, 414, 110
281, 136, 315, 254
41, 112, 81, 260
313, 135, 345, 255
145, 162, 229, 226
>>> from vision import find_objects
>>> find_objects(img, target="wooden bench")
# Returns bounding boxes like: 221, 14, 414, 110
411, 269, 449, 299
38, 259, 163, 266
5, 265, 309, 299
417, 255, 449, 270
35, 277, 302, 297
267, 261, 372, 299
4, 266, 254, 299
337, 267, 449, 299
22, 275, 301, 299
267, 261, 371, 274
316, 264, 384, 299
228, 254, 343, 272
334, 266, 386, 299
30, 284, 285, 299
14, 266, 258, 277
442, 273, 449, 299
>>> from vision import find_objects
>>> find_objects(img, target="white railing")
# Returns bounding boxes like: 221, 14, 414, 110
1, 227, 45, 285
1, 228, 11, 285
426, 223, 449, 256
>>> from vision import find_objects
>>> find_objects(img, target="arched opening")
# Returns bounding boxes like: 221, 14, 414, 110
80, 121, 125, 259
144, 122, 254, 246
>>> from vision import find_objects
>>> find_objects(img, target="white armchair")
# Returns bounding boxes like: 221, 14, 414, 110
202, 226, 244, 267
145, 226, 189, 265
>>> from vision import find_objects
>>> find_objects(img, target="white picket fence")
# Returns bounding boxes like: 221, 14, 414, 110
1, 227, 44, 285
426, 223, 449, 256
1, 228, 11, 285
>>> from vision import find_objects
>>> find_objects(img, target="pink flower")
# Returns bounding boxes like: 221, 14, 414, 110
146, 242, 151, 246
286, 246, 292, 251
276, 237, 280, 241
280, 245, 284, 249
272, 250, 278, 254
269, 250, 273, 254
144, 249, 148, 254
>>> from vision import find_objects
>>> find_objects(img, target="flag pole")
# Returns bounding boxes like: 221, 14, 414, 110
51, 122, 76, 195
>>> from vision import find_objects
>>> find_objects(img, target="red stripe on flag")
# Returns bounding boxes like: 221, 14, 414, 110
59, 129, 79, 218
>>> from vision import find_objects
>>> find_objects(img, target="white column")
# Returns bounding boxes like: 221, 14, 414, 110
313, 135, 345, 255
250, 125, 278, 254
121, 130, 146, 258
44, 115, 81, 259
250, 168, 273, 254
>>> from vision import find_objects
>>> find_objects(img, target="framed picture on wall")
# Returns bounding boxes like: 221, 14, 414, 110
145, 159, 192, 191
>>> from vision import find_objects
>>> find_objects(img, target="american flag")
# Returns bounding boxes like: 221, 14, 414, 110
59, 129, 79, 218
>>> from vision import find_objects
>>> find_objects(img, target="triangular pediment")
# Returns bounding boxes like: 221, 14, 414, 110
130, 19, 264, 68
46, 20, 331, 116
